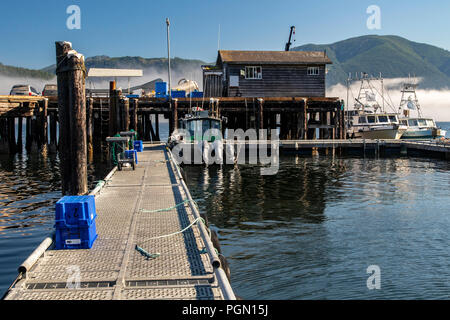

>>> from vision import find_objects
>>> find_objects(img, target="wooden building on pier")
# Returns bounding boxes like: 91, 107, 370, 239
202, 50, 332, 98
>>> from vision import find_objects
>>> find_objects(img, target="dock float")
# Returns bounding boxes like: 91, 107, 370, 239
4, 143, 235, 300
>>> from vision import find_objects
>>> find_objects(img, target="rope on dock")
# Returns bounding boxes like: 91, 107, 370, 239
135, 216, 206, 260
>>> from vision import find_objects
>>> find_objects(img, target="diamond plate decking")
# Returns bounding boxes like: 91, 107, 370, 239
4, 144, 234, 300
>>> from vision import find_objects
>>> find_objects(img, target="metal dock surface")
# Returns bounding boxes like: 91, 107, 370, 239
4, 144, 235, 300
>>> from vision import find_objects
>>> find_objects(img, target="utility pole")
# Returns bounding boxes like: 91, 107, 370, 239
166, 18, 172, 99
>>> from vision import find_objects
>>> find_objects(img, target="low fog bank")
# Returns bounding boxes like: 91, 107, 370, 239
327, 77, 450, 121
0, 65, 203, 95
0, 75, 56, 95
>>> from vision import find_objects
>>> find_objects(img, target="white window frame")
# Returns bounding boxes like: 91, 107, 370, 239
245, 66, 262, 79
307, 66, 320, 76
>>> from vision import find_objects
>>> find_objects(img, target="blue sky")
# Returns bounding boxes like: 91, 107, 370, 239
1, 0, 449, 69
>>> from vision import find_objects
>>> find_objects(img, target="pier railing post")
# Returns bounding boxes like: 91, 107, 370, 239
55, 41, 88, 195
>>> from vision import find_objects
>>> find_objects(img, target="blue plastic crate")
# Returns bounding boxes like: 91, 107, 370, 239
189, 91, 203, 98
55, 196, 97, 228
55, 222, 98, 250
171, 90, 186, 98
155, 82, 167, 95
155, 92, 168, 98
125, 150, 138, 164
134, 140, 143, 152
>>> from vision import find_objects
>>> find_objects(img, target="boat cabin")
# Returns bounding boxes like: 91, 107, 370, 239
399, 118, 436, 128
178, 110, 222, 142
355, 114, 400, 126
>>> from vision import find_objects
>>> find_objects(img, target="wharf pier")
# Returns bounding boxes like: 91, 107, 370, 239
3, 143, 235, 300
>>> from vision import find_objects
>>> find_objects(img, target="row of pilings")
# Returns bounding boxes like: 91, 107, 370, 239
0, 100, 54, 154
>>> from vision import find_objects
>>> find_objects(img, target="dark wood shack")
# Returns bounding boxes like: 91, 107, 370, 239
203, 50, 332, 98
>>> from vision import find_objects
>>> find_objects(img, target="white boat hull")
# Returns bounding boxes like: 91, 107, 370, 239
353, 127, 406, 140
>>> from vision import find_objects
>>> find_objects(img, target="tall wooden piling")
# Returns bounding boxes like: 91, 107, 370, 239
109, 81, 118, 136
55, 41, 88, 195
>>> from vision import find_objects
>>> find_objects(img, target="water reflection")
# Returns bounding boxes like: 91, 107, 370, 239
184, 156, 450, 299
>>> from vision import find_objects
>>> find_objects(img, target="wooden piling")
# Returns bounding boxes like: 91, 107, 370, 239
119, 97, 130, 132
17, 117, 23, 152
49, 111, 58, 152
55, 41, 88, 195
173, 99, 178, 132
109, 81, 117, 136
131, 99, 138, 132
8, 117, 16, 153
155, 114, 160, 141
40, 98, 48, 149
87, 97, 94, 160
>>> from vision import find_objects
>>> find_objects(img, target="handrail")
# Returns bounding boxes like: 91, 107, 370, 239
166, 146, 236, 300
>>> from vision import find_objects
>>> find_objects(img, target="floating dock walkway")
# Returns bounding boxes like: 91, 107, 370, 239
4, 143, 235, 300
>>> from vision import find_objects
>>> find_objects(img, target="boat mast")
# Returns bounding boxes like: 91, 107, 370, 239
399, 75, 422, 118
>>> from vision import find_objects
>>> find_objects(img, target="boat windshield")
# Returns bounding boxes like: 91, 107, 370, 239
417, 119, 427, 127
358, 116, 367, 124
389, 115, 398, 123
377, 115, 388, 123
426, 119, 435, 127
408, 119, 419, 127
367, 116, 376, 123
400, 120, 408, 126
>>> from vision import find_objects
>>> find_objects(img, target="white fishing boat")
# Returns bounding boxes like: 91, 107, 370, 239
397, 79, 446, 139
169, 100, 227, 164
346, 73, 407, 139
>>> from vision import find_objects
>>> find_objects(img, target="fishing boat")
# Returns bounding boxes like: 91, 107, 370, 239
397, 79, 446, 139
346, 74, 407, 139
169, 100, 227, 164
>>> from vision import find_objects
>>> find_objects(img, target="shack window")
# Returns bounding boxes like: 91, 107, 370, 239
307, 67, 320, 76
245, 66, 262, 79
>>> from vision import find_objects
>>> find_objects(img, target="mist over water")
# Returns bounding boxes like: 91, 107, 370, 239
327, 77, 450, 121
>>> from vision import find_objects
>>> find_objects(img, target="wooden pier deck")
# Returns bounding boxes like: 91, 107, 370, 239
4, 143, 235, 300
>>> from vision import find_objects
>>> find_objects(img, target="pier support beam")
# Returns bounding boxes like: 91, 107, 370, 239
56, 41, 88, 195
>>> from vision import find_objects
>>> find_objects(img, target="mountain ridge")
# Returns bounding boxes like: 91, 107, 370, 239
292, 35, 450, 89
2, 35, 450, 90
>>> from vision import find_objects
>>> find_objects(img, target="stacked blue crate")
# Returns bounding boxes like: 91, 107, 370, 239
155, 82, 168, 98
171, 90, 186, 98
189, 91, 203, 98
54, 196, 98, 249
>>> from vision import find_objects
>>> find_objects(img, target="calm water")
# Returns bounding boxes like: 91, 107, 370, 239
184, 155, 450, 299
0, 122, 449, 299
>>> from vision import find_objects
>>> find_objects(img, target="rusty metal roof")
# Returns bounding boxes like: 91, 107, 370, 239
218, 50, 332, 65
